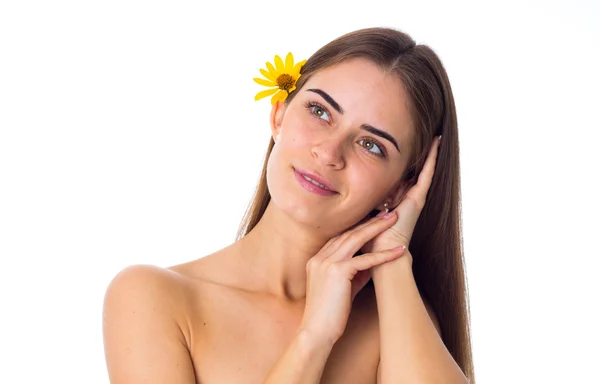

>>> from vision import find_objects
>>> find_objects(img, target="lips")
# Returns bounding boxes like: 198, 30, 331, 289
294, 167, 337, 193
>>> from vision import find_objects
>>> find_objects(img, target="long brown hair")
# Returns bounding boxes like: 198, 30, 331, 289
236, 27, 475, 382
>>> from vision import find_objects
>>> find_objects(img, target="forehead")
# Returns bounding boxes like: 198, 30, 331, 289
301, 58, 413, 147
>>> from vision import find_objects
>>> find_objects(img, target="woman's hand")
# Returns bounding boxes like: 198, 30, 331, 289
362, 136, 441, 260
299, 213, 406, 346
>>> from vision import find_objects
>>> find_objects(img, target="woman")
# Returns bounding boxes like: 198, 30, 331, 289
103, 27, 475, 383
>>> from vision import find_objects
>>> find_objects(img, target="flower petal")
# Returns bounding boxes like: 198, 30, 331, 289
292, 60, 306, 77
270, 90, 288, 105
266, 61, 278, 78
274, 55, 284, 73
278, 91, 290, 103
260, 68, 276, 82
255, 87, 279, 101
254, 77, 276, 87
285, 52, 294, 73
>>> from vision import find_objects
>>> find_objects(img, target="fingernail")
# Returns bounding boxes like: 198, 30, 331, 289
383, 211, 395, 219
392, 245, 406, 252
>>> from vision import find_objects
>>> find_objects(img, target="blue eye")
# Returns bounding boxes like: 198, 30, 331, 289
305, 101, 331, 122
359, 138, 385, 157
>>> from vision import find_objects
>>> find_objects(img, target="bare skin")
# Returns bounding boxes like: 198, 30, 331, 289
168, 59, 412, 382
102, 58, 442, 383
165, 246, 383, 384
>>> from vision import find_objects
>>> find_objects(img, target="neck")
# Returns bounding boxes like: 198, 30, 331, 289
233, 201, 334, 303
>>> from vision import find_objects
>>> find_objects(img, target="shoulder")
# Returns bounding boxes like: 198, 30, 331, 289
103, 264, 192, 314
102, 264, 196, 383
103, 264, 195, 337
105, 263, 190, 289
105, 263, 178, 289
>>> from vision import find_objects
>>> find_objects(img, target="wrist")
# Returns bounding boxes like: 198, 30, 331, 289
371, 250, 413, 280
296, 327, 337, 351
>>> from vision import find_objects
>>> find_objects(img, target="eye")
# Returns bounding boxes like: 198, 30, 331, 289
304, 101, 331, 122
358, 138, 386, 157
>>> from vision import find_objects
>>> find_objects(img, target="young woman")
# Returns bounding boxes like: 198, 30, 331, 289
103, 27, 475, 383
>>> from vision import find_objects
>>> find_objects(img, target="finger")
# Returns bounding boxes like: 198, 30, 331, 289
330, 213, 398, 262
316, 216, 370, 258
319, 233, 342, 254
323, 214, 384, 257
328, 214, 391, 258
346, 245, 405, 271
413, 137, 441, 199
397, 137, 440, 214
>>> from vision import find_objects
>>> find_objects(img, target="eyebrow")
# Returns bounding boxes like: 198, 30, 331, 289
306, 88, 401, 153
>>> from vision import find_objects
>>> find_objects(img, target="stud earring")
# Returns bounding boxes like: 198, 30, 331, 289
384, 203, 389, 213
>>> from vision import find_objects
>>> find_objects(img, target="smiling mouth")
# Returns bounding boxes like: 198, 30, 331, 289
293, 167, 336, 191
300, 174, 331, 190
293, 167, 338, 196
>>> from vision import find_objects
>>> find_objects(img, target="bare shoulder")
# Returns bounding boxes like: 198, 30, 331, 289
102, 264, 197, 383
104, 264, 194, 318
105, 263, 185, 291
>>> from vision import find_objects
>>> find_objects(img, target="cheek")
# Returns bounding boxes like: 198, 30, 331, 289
281, 126, 314, 150
265, 130, 306, 201
347, 170, 390, 205
279, 111, 322, 147
265, 149, 287, 213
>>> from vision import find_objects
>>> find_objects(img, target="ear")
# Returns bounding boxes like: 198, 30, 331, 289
270, 101, 287, 143
379, 178, 413, 212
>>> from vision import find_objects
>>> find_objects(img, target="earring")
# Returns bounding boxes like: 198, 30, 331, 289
383, 203, 389, 213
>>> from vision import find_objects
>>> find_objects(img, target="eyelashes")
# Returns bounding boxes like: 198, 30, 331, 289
304, 100, 331, 122
358, 138, 385, 157
303, 100, 388, 158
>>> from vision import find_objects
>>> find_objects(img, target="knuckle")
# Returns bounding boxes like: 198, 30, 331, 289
326, 262, 346, 276
306, 257, 319, 270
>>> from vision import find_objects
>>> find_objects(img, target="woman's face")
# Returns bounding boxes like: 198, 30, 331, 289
266, 58, 414, 233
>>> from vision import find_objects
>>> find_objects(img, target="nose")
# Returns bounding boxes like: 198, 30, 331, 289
311, 134, 346, 170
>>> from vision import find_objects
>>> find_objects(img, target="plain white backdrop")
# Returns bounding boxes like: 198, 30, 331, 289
1, 0, 598, 382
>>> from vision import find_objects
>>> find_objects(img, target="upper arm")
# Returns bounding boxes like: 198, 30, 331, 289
102, 265, 196, 384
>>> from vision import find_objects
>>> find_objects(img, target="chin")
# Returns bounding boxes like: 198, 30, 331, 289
269, 178, 318, 226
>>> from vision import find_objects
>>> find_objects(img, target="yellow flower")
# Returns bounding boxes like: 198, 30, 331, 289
254, 52, 306, 105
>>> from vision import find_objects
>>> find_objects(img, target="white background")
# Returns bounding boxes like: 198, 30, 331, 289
1, 0, 598, 383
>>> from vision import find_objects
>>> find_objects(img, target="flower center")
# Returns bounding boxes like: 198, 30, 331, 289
276, 74, 294, 92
